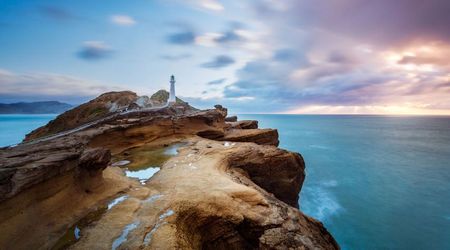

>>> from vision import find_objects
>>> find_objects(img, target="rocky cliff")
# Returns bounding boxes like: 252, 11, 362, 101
24, 91, 139, 141
0, 92, 338, 249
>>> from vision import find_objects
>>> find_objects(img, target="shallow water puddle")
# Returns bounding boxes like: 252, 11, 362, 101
111, 221, 140, 250
125, 167, 160, 184
159, 209, 174, 220
143, 209, 175, 246
107, 195, 129, 209
52, 206, 107, 250
114, 143, 186, 184
52, 195, 129, 250
144, 194, 164, 203
111, 160, 131, 166
143, 222, 166, 246
223, 141, 236, 147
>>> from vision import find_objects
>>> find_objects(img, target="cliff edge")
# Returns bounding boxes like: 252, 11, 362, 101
0, 91, 338, 249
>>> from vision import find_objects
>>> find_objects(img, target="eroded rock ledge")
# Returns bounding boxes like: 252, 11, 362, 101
0, 92, 338, 249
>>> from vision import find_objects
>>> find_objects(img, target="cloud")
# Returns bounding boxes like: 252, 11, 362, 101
196, 0, 450, 114
214, 21, 246, 44
220, 38, 450, 112
38, 6, 75, 21
110, 15, 136, 26
397, 48, 450, 67
215, 30, 243, 44
184, 95, 278, 113
271, 49, 311, 67
77, 41, 113, 60
201, 55, 235, 68
169, 0, 224, 11
160, 54, 192, 61
194, 32, 222, 47
193, 22, 258, 50
272, 49, 297, 62
200, 0, 224, 11
166, 31, 196, 45
252, 0, 450, 46
0, 69, 123, 104
207, 78, 226, 85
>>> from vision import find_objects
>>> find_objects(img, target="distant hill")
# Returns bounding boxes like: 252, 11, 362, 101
0, 101, 72, 114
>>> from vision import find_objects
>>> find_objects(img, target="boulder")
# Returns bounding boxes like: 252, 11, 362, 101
224, 115, 238, 122
227, 120, 258, 129
221, 128, 280, 146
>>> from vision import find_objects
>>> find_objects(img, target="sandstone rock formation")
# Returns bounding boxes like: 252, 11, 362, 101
225, 115, 238, 122
70, 140, 337, 249
25, 91, 139, 141
228, 120, 259, 129
24, 90, 196, 142
222, 128, 280, 146
0, 92, 338, 249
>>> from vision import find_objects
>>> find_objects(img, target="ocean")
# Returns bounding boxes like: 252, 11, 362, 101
0, 114, 57, 146
1, 114, 450, 249
239, 114, 450, 250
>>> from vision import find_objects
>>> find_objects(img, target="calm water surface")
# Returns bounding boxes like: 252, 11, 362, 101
239, 114, 450, 250
0, 114, 56, 146
1, 114, 450, 249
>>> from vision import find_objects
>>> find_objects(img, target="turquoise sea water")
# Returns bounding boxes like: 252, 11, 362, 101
1, 114, 449, 249
239, 114, 450, 250
0, 114, 56, 146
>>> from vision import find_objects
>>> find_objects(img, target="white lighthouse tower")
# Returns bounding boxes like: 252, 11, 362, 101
169, 75, 176, 104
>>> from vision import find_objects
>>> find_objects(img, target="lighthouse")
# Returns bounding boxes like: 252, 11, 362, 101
169, 75, 176, 104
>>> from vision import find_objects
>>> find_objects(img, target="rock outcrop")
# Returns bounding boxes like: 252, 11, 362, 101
79, 148, 111, 173
151, 89, 190, 106
0, 139, 85, 202
227, 120, 259, 129
225, 115, 238, 122
24, 90, 198, 142
221, 128, 280, 146
74, 140, 337, 250
24, 91, 139, 141
0, 91, 338, 249
226, 143, 303, 208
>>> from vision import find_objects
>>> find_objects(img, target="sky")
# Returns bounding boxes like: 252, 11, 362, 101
0, 0, 449, 115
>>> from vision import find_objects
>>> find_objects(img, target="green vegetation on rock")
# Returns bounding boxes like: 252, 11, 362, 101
150, 90, 186, 105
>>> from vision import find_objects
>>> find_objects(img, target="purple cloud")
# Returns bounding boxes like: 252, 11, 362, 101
253, 0, 450, 46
